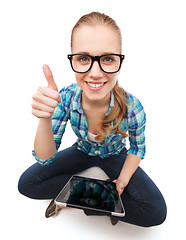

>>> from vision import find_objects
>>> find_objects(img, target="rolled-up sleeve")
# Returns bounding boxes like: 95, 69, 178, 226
127, 97, 146, 159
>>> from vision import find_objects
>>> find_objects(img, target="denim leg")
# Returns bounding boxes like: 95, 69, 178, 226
118, 167, 167, 227
18, 144, 167, 227
18, 143, 97, 199
84, 149, 167, 227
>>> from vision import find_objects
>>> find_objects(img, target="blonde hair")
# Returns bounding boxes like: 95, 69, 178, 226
71, 12, 128, 141
71, 11, 122, 52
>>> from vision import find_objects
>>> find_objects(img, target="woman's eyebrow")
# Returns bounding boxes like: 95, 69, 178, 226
73, 51, 118, 55
101, 52, 117, 55
74, 51, 90, 55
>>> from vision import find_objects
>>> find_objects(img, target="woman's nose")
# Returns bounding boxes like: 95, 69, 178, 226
88, 61, 103, 78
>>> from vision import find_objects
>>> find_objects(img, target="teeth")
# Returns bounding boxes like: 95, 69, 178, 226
87, 82, 104, 88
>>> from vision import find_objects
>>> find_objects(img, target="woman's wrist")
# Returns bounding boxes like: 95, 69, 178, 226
118, 170, 131, 183
34, 117, 56, 160
118, 176, 130, 188
113, 176, 130, 195
116, 154, 141, 194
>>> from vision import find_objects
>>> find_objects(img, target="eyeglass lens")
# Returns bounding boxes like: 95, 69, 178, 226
71, 54, 121, 73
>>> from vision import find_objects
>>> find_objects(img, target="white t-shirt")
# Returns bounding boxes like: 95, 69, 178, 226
87, 132, 100, 143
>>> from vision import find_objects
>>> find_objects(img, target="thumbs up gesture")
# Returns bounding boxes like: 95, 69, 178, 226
32, 65, 61, 118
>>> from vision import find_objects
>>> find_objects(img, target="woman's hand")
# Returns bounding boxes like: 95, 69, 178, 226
32, 64, 61, 119
113, 178, 129, 195
113, 154, 141, 195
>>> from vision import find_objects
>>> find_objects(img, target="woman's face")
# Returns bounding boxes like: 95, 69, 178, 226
72, 24, 122, 103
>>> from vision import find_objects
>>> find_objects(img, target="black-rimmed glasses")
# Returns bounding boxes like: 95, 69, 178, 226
67, 53, 125, 74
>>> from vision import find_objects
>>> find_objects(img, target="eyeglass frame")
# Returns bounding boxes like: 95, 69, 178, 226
67, 53, 125, 74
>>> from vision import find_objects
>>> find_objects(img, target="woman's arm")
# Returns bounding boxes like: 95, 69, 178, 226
114, 94, 146, 195
114, 154, 141, 195
34, 118, 56, 160
32, 65, 61, 161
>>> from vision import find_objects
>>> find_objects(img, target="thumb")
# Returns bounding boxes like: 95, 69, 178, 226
43, 64, 58, 91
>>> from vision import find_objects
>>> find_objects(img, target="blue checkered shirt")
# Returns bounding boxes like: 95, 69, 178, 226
33, 83, 146, 165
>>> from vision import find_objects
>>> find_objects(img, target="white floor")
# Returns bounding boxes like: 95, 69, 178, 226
11, 199, 168, 240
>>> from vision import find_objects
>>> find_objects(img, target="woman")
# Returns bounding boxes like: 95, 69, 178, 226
18, 12, 167, 227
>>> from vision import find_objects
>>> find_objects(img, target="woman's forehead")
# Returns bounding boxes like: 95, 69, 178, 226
72, 24, 121, 54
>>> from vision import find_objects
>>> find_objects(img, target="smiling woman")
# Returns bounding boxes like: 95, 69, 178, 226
18, 11, 167, 227
70, 21, 127, 141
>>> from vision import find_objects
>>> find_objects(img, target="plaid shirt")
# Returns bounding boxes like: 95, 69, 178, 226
33, 83, 146, 165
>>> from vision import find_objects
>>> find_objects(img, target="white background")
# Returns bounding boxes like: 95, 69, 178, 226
0, 0, 186, 239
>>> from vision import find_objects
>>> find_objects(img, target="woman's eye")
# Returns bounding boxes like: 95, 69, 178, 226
101, 56, 115, 64
80, 57, 88, 62
78, 56, 90, 63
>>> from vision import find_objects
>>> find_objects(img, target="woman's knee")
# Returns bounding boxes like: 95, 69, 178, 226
18, 164, 42, 199
18, 176, 28, 197
18, 171, 34, 198
143, 194, 167, 227
129, 187, 167, 227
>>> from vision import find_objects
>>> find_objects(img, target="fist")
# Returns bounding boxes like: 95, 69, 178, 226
32, 64, 61, 118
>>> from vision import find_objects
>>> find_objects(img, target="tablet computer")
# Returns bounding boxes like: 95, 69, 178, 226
54, 175, 125, 217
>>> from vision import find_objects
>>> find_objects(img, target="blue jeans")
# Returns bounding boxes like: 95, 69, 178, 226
18, 143, 167, 227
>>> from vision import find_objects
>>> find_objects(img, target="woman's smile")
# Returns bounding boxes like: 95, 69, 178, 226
85, 81, 107, 91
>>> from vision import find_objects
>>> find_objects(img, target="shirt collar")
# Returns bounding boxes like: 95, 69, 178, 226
71, 84, 115, 115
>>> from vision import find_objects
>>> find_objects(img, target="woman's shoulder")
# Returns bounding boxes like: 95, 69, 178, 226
59, 83, 79, 95
59, 83, 80, 100
58, 83, 80, 108
125, 91, 138, 105
124, 90, 144, 113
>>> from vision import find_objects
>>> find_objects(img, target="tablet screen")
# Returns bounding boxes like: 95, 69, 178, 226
55, 176, 125, 216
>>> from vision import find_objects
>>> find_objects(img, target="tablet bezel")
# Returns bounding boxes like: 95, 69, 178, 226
54, 175, 125, 217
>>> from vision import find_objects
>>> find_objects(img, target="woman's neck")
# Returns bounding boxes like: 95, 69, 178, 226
81, 92, 110, 111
